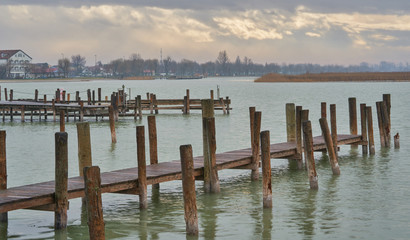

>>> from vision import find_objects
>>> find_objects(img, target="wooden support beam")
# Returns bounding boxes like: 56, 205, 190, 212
77, 122, 92, 177
295, 106, 303, 168
136, 126, 148, 209
108, 106, 116, 143
179, 145, 199, 236
186, 89, 190, 114
301, 109, 309, 169
360, 104, 368, 154
83, 166, 105, 239
321, 102, 327, 119
0, 131, 7, 222
20, 105, 25, 122
349, 97, 358, 135
376, 102, 387, 147
286, 103, 296, 142
55, 132, 68, 230
148, 116, 159, 189
261, 131, 272, 208
98, 88, 102, 105
302, 121, 318, 190
366, 106, 375, 155
203, 117, 220, 193
60, 110, 65, 132
319, 118, 340, 175
251, 111, 262, 181
330, 104, 338, 159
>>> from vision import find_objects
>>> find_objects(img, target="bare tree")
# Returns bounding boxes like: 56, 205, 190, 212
216, 50, 230, 76
58, 58, 71, 78
71, 54, 86, 76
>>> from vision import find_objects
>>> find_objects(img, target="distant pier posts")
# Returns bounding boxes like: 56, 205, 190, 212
54, 132, 68, 230
83, 166, 105, 239
260, 130, 272, 208
302, 121, 318, 190
0, 131, 7, 222
136, 126, 148, 209
148, 116, 159, 189
319, 118, 340, 175
180, 145, 199, 236
201, 99, 220, 193
108, 106, 117, 143
286, 103, 296, 142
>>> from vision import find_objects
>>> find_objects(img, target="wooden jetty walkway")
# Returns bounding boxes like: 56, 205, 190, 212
0, 87, 231, 122
0, 94, 394, 237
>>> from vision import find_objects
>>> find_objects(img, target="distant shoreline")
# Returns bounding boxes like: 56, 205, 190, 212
255, 72, 410, 82
0, 77, 153, 83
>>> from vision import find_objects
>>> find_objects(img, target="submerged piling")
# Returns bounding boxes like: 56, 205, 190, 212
302, 121, 318, 190
54, 132, 68, 230
260, 130, 272, 208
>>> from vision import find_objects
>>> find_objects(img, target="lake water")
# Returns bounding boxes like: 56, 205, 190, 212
0, 77, 409, 239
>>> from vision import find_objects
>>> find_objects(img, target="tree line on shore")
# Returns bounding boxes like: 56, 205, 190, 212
2, 50, 410, 79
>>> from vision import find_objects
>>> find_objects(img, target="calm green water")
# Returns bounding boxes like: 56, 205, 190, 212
0, 78, 409, 239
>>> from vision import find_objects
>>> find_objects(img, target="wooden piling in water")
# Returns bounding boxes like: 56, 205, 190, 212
87, 89, 91, 105
148, 116, 159, 189
260, 130, 272, 208
60, 110, 65, 132
321, 102, 327, 119
4, 88, 7, 101
136, 126, 148, 209
80, 101, 84, 122
381, 101, 391, 147
302, 121, 318, 190
251, 111, 262, 181
54, 132, 68, 230
319, 118, 340, 175
394, 133, 400, 149
210, 90, 214, 99
34, 89, 38, 102
301, 109, 309, 169
249, 107, 255, 150
83, 166, 105, 240
366, 106, 375, 155
383, 94, 391, 129
179, 144, 199, 236
349, 97, 358, 136
360, 104, 368, 154
77, 122, 92, 177
137, 95, 142, 119
9, 90, 13, 101
98, 88, 102, 105
330, 104, 338, 159
376, 102, 387, 147
0, 131, 7, 222
20, 106, 25, 122
286, 103, 296, 142
295, 106, 303, 168
108, 106, 116, 143
226, 96, 230, 114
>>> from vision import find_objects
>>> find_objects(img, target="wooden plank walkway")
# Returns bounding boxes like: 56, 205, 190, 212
0, 134, 361, 214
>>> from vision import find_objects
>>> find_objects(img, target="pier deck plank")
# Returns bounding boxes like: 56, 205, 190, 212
0, 134, 361, 213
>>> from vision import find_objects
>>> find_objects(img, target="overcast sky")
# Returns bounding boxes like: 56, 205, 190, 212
1, 0, 410, 66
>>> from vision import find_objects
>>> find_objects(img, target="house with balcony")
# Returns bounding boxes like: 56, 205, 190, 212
0, 49, 32, 78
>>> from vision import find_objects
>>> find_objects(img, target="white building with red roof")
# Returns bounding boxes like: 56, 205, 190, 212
0, 49, 32, 78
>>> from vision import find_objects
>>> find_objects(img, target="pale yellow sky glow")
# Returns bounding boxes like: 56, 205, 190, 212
1, 3, 409, 65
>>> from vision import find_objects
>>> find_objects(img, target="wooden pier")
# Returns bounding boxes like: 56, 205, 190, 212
0, 94, 393, 237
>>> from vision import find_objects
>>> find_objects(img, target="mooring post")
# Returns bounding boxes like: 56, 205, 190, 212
360, 104, 368, 154
321, 102, 327, 119
330, 104, 338, 159
35, 89, 38, 102
319, 118, 341, 175
54, 132, 68, 230
148, 116, 159, 189
302, 121, 318, 190
201, 99, 220, 193
67, 93, 70, 102
286, 103, 296, 142
98, 88, 102, 105
108, 106, 116, 143
383, 94, 391, 128
83, 166, 105, 240
92, 90, 95, 105
295, 106, 303, 168
348, 97, 358, 135
376, 102, 387, 147
186, 89, 190, 114
134, 97, 138, 120
87, 89, 91, 105
381, 101, 391, 147
301, 109, 309, 169
366, 106, 375, 155
60, 110, 65, 132
394, 133, 400, 149
9, 89, 13, 101
136, 126, 148, 209
0, 131, 7, 222
80, 101, 84, 122
20, 106, 25, 122
4, 88, 7, 101
260, 130, 272, 208
210, 90, 214, 100
52, 99, 56, 122
179, 144, 199, 236
183, 96, 188, 114
77, 122, 92, 177
226, 96, 230, 114
137, 95, 142, 119
252, 111, 262, 181
62, 91, 66, 103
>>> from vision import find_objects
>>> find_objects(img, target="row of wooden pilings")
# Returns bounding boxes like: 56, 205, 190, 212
0, 94, 396, 238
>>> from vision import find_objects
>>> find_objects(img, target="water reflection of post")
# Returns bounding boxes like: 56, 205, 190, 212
201, 194, 218, 240
262, 208, 273, 239
0, 221, 7, 240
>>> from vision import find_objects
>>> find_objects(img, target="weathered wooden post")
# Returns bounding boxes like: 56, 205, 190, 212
77, 122, 92, 177
136, 126, 148, 209
394, 133, 400, 149
226, 96, 230, 114
186, 89, 190, 114
4, 88, 7, 101
295, 106, 303, 168
381, 101, 391, 147
183, 96, 188, 114
137, 95, 142, 119
383, 94, 391, 131
302, 121, 318, 190
67, 93, 70, 102
98, 88, 102, 105
286, 103, 296, 142
201, 99, 220, 193
153, 94, 158, 114
348, 97, 358, 135
9, 89, 13, 101
35, 89, 39, 102
20, 106, 25, 122
54, 132, 68, 230
52, 99, 56, 122
62, 91, 66, 103
0, 131, 7, 222
83, 166, 105, 240
376, 102, 387, 147
179, 144, 199, 236
249, 107, 255, 149
87, 89, 91, 105
366, 106, 375, 155
80, 101, 84, 122
76, 91, 80, 102
252, 111, 262, 181
260, 130, 272, 208
55, 89, 60, 103
148, 116, 159, 189
330, 104, 338, 159
149, 93, 154, 114
220, 98, 227, 114
210, 90, 214, 100
108, 106, 116, 143
321, 102, 327, 119
92, 90, 95, 105
319, 118, 340, 175
301, 109, 309, 169
360, 104, 368, 154
60, 110, 65, 132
